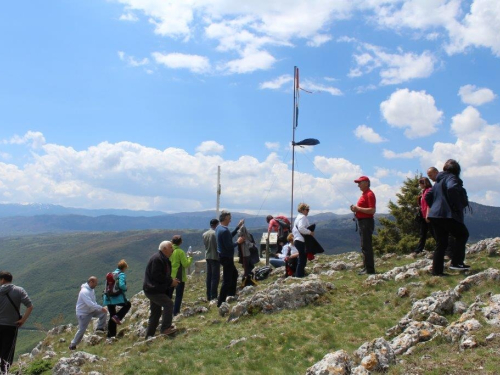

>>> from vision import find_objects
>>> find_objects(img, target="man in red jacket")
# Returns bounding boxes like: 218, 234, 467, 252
351, 176, 376, 275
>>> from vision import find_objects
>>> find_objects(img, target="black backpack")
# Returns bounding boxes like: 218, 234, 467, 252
254, 266, 272, 281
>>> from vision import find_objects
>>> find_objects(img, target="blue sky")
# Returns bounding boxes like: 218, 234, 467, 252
0, 0, 499, 216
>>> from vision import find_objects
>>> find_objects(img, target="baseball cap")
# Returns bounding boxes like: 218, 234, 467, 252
354, 176, 370, 183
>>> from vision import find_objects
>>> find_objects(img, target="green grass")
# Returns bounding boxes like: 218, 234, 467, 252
11, 248, 500, 374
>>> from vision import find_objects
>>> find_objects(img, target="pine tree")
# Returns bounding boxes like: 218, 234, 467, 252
373, 174, 435, 254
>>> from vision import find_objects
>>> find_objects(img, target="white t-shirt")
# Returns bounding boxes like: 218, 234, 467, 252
278, 244, 298, 258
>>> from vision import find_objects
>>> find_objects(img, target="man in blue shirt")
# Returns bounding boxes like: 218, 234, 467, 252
216, 210, 244, 307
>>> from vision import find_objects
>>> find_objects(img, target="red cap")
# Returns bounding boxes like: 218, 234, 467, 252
354, 176, 370, 183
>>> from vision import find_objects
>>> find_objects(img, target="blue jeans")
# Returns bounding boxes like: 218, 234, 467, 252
206, 259, 220, 301
71, 310, 107, 346
270, 259, 285, 268
294, 240, 307, 277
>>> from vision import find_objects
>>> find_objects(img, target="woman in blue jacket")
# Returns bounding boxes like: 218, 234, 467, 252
103, 259, 132, 338
425, 159, 470, 275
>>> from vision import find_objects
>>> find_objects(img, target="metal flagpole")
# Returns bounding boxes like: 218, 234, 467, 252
291, 66, 298, 223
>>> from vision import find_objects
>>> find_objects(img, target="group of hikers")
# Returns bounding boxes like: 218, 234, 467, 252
0, 158, 472, 372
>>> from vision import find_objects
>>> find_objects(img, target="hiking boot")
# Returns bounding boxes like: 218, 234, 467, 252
358, 269, 367, 275
112, 315, 122, 325
449, 264, 470, 271
161, 326, 177, 336
69, 344, 77, 351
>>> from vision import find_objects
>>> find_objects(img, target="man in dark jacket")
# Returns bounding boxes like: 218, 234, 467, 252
0, 271, 33, 374
143, 241, 180, 338
425, 159, 470, 275
216, 210, 244, 307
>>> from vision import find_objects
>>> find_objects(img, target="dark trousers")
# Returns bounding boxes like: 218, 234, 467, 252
167, 282, 185, 316
206, 259, 220, 301
294, 240, 307, 278
358, 218, 375, 273
144, 292, 173, 338
430, 218, 469, 274
416, 219, 435, 252
0, 325, 17, 374
107, 301, 132, 337
218, 256, 238, 307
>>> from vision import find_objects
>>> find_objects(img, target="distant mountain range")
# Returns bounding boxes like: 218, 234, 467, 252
0, 201, 498, 242
0, 203, 167, 217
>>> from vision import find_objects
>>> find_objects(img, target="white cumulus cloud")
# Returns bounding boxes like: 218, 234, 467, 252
152, 52, 210, 74
354, 125, 387, 143
260, 75, 293, 90
196, 141, 225, 155
2, 131, 46, 149
380, 88, 443, 138
349, 43, 436, 85
458, 84, 496, 106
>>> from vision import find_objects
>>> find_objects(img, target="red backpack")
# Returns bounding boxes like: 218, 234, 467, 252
104, 271, 122, 297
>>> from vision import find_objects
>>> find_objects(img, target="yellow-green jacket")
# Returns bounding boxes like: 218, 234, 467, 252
170, 245, 193, 282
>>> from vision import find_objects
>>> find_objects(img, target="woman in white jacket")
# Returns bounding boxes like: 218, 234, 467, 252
292, 203, 314, 277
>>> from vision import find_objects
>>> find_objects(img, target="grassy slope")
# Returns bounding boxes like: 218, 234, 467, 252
13, 249, 500, 375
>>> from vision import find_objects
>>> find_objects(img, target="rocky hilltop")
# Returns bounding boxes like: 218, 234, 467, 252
12, 238, 500, 374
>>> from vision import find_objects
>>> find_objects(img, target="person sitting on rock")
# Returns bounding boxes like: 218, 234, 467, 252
270, 233, 298, 270
69, 276, 107, 350
103, 259, 131, 338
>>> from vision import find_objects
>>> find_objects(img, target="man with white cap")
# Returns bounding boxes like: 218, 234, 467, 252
351, 176, 376, 275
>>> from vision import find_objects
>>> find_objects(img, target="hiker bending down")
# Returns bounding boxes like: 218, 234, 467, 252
0, 271, 33, 374
103, 259, 131, 338
167, 235, 193, 316
143, 241, 180, 337
69, 276, 107, 350
292, 203, 313, 278
216, 210, 245, 307
266, 215, 291, 252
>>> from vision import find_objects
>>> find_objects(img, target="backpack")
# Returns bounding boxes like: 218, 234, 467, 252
104, 271, 122, 297
254, 266, 272, 281
274, 216, 291, 239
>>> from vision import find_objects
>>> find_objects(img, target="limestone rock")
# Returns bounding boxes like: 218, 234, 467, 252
443, 319, 482, 343
406, 290, 458, 320
219, 302, 230, 317
306, 350, 352, 375
83, 334, 104, 346
426, 312, 448, 327
226, 337, 247, 348
48, 324, 73, 336
390, 321, 438, 355
459, 335, 478, 350
466, 238, 500, 256
397, 288, 409, 298
482, 294, 500, 326
52, 351, 103, 375
454, 268, 500, 295
227, 279, 331, 320
453, 301, 468, 315
353, 337, 395, 372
